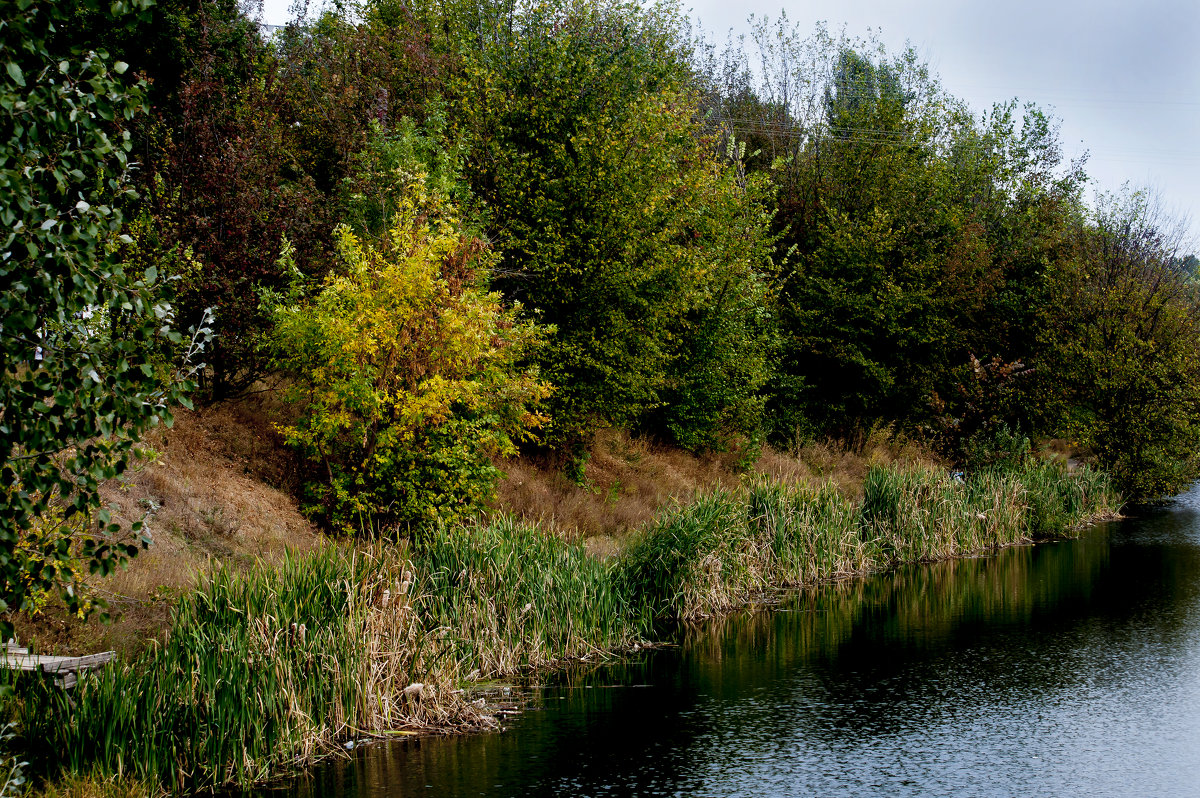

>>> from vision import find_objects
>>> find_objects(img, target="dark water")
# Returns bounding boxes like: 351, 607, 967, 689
277, 487, 1200, 797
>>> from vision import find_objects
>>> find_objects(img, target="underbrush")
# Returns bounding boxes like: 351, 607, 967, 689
9, 459, 1119, 794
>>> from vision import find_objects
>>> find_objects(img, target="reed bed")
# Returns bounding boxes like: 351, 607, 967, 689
11, 546, 489, 793
8, 460, 1119, 794
619, 490, 759, 623
417, 517, 645, 676
620, 460, 1120, 621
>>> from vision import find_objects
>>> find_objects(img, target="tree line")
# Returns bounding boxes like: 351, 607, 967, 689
5, 0, 1200, 620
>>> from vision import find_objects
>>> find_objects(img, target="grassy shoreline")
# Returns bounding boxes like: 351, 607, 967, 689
8, 460, 1119, 796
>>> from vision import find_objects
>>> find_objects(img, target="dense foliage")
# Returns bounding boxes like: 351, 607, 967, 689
454, 1, 777, 452
268, 125, 549, 532
699, 18, 1200, 494
1032, 192, 1200, 497
0, 0, 200, 628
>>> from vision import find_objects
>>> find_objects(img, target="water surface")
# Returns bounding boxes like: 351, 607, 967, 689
274, 487, 1200, 796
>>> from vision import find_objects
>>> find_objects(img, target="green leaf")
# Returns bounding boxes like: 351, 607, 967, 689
5, 63, 25, 88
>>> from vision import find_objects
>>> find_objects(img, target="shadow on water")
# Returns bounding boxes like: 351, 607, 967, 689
257, 487, 1200, 797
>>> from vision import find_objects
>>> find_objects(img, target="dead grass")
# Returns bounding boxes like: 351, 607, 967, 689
13, 397, 321, 658
493, 424, 937, 555
778, 426, 935, 498
11, 391, 934, 657
493, 428, 740, 544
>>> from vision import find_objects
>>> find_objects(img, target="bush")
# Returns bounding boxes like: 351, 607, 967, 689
270, 174, 549, 533
964, 424, 1031, 474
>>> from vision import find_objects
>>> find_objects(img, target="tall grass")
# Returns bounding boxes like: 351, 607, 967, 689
1020, 461, 1120, 537
9, 460, 1119, 794
620, 460, 1120, 621
751, 480, 867, 583
860, 466, 1028, 562
619, 490, 758, 623
417, 517, 644, 676
15, 549, 384, 792
11, 524, 643, 793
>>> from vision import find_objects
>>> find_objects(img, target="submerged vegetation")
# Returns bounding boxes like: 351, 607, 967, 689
9, 459, 1117, 793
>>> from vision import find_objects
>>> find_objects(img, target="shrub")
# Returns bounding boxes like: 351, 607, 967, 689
270, 180, 549, 534
963, 423, 1032, 474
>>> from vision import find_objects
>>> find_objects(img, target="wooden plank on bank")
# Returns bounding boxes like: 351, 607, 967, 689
0, 649, 116, 688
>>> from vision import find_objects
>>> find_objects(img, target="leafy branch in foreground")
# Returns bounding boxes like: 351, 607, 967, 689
0, 0, 203, 631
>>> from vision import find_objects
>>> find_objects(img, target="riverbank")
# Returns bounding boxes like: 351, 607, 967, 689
7, 403, 919, 661
8, 459, 1119, 796
302, 490, 1197, 798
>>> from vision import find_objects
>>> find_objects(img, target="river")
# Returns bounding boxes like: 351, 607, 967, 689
272, 484, 1200, 796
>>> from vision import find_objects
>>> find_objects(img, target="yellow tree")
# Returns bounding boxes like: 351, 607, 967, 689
271, 184, 549, 533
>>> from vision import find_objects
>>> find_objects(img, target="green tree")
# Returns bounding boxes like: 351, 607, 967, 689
456, 0, 775, 452
1033, 189, 1200, 498
764, 38, 972, 436
0, 0, 198, 626
702, 21, 1088, 444
644, 156, 778, 453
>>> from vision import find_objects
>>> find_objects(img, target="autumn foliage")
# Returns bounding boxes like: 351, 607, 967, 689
10, 0, 1200, 593
269, 181, 549, 533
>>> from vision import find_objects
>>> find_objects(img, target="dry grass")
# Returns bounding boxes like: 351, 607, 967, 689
13, 398, 321, 658
493, 428, 741, 543
757, 428, 933, 497
12, 392, 930, 658
493, 424, 936, 555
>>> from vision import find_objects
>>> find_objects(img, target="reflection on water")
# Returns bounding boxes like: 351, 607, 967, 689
264, 488, 1200, 797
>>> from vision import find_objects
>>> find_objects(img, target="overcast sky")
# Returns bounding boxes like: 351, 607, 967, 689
258, 0, 1200, 244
